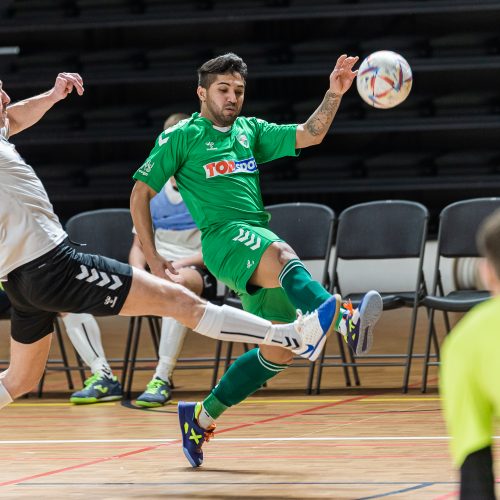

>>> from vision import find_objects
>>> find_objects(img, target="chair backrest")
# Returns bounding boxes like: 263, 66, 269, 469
438, 198, 500, 257
335, 200, 429, 259
65, 208, 134, 263
266, 202, 335, 286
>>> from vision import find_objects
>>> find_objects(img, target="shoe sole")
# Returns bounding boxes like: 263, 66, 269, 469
136, 400, 169, 408
178, 403, 202, 468
70, 395, 123, 404
309, 294, 341, 362
356, 290, 383, 356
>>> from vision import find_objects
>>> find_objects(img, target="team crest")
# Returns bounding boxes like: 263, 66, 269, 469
237, 134, 249, 148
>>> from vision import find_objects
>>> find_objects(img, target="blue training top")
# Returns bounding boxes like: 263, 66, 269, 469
150, 183, 197, 231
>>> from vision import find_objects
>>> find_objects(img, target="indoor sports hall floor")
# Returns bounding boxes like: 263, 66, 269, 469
0, 312, 498, 499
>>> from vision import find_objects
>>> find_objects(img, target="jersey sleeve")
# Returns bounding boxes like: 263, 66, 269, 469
132, 129, 184, 193
251, 118, 300, 164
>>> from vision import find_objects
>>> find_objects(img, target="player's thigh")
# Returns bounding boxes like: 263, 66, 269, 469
120, 267, 204, 328
4, 334, 53, 398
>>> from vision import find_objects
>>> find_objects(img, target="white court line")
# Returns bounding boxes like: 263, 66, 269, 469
1, 436, 500, 445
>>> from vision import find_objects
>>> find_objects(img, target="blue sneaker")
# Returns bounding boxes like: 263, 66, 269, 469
136, 377, 172, 408
70, 373, 123, 404
339, 290, 383, 356
292, 294, 342, 362
178, 401, 216, 467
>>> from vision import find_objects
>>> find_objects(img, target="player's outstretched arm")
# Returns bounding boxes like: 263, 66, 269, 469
130, 180, 178, 279
7, 72, 84, 136
295, 54, 358, 149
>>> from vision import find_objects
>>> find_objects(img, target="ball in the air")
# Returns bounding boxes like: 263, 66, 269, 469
356, 50, 413, 109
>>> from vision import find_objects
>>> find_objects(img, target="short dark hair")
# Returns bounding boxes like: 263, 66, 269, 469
477, 208, 500, 278
197, 53, 247, 88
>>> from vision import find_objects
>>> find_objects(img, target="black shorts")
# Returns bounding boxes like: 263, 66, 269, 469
189, 265, 217, 301
3, 241, 133, 344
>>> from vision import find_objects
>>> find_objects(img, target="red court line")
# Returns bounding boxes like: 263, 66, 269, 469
1, 376, 438, 487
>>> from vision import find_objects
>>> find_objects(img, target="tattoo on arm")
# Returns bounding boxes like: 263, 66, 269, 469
305, 91, 341, 137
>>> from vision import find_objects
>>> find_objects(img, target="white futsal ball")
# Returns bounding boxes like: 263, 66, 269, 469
356, 51, 413, 109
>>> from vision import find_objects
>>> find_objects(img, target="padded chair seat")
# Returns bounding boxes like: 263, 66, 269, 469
423, 290, 490, 312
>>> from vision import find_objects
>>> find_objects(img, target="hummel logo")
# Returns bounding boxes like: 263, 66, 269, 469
247, 259, 254, 269
205, 141, 217, 151
104, 295, 118, 308
158, 134, 170, 146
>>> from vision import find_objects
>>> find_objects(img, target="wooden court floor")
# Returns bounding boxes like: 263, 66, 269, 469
1, 312, 499, 499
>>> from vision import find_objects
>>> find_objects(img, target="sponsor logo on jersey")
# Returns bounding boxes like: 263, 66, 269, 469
205, 141, 217, 151
204, 157, 258, 178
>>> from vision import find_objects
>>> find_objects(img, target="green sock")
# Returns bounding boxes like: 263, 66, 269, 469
202, 348, 287, 420
279, 258, 346, 330
279, 259, 331, 312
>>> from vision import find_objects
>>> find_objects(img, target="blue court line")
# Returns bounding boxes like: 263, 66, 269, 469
357, 482, 435, 499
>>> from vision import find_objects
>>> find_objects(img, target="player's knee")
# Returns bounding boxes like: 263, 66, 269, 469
272, 242, 298, 266
3, 370, 43, 399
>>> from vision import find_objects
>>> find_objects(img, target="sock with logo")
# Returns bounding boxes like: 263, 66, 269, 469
279, 259, 345, 330
195, 348, 287, 428
194, 302, 302, 348
0, 381, 13, 409
62, 313, 113, 378
155, 317, 188, 382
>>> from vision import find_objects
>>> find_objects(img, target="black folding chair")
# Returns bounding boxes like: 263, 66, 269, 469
219, 202, 336, 394
421, 198, 500, 392
316, 200, 429, 393
65, 208, 160, 396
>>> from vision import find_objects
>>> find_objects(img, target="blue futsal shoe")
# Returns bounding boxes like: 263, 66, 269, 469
339, 290, 383, 356
178, 401, 216, 467
292, 294, 342, 362
70, 373, 123, 404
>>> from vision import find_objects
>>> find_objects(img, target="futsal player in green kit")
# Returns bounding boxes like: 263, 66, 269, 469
441, 209, 500, 499
131, 53, 383, 467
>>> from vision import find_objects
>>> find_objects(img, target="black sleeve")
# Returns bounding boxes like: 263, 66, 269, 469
460, 446, 496, 500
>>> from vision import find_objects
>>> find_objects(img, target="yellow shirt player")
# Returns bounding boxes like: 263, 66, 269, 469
441, 208, 500, 499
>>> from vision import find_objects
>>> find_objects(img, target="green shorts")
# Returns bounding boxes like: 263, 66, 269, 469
202, 222, 296, 323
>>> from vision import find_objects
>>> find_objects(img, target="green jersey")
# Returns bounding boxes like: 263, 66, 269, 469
133, 112, 299, 232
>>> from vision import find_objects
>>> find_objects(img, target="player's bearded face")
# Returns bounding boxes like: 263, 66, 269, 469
202, 73, 245, 127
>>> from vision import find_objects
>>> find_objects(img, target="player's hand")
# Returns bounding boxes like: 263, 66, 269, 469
50, 72, 84, 102
148, 254, 179, 281
329, 55, 359, 96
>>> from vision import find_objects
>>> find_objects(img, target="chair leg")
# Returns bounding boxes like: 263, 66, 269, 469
224, 342, 233, 374
306, 361, 315, 395
211, 340, 223, 389
402, 302, 420, 393
421, 308, 436, 393
37, 371, 46, 398
147, 316, 160, 356
347, 345, 361, 386
74, 349, 86, 386
54, 318, 74, 391
315, 340, 328, 394
126, 317, 142, 399
337, 334, 352, 387
121, 316, 136, 391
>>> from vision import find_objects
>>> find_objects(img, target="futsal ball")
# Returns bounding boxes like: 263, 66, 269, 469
356, 51, 413, 109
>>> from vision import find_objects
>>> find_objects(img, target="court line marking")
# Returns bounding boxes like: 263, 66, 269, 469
0, 386, 443, 487
358, 482, 434, 499
2, 436, 499, 445
8, 398, 441, 407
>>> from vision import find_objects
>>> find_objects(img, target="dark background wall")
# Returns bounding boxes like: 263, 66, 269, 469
1, 0, 500, 232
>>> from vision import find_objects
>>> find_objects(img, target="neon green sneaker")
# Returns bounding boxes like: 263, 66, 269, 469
70, 373, 123, 404
136, 377, 172, 407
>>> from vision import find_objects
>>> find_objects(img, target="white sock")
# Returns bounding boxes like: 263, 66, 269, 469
194, 303, 302, 348
62, 313, 113, 378
0, 381, 13, 409
197, 402, 216, 429
155, 317, 188, 381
